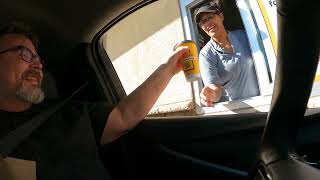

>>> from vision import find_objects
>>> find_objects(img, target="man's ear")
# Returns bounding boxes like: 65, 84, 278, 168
219, 13, 224, 21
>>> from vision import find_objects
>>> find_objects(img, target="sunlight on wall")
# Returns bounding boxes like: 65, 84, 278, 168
104, 0, 193, 108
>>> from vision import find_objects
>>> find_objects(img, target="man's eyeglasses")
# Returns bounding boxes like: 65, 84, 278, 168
198, 14, 219, 26
0, 45, 43, 64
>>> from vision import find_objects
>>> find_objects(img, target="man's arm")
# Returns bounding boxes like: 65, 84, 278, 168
200, 84, 222, 107
100, 47, 189, 144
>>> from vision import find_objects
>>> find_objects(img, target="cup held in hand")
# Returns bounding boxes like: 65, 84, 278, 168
175, 40, 201, 82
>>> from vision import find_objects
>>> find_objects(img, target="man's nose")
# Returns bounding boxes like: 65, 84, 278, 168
30, 58, 43, 69
204, 20, 213, 27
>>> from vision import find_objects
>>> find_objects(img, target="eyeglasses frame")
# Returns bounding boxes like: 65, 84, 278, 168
0, 45, 43, 64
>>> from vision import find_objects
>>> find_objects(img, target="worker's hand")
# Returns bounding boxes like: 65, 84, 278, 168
165, 46, 189, 75
200, 85, 222, 107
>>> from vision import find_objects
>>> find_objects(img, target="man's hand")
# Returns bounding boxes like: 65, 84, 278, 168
164, 47, 189, 75
200, 84, 222, 106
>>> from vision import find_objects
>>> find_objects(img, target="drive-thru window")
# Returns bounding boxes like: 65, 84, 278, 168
102, 0, 320, 116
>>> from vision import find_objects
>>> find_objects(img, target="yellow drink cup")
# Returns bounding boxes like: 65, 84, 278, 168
175, 40, 201, 82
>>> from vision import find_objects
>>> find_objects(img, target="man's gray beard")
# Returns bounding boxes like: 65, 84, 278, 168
16, 84, 45, 104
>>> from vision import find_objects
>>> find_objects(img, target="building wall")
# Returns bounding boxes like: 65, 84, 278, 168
104, 0, 194, 115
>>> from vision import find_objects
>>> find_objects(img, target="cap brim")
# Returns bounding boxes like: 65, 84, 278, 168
195, 9, 219, 23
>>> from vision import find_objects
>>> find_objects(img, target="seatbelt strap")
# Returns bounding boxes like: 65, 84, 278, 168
0, 82, 88, 157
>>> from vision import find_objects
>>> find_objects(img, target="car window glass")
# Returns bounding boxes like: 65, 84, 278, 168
101, 0, 320, 116
102, 0, 196, 116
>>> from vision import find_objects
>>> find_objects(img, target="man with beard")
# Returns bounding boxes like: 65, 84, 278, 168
195, 2, 260, 106
0, 22, 188, 179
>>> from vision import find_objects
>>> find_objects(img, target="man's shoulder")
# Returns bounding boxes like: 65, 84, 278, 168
200, 39, 216, 57
31, 99, 83, 113
32, 100, 110, 118
33, 99, 114, 120
42, 99, 111, 108
35, 100, 103, 132
66, 100, 114, 111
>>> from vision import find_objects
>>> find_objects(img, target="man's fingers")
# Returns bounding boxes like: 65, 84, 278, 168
200, 89, 213, 107
206, 100, 213, 107
200, 97, 213, 107
200, 86, 216, 107
200, 90, 208, 101
169, 46, 189, 65
200, 97, 207, 106
176, 47, 189, 60
201, 87, 213, 99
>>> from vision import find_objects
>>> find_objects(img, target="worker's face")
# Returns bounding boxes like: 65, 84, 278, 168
199, 12, 225, 38
0, 33, 44, 104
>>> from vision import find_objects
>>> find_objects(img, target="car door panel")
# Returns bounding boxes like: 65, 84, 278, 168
102, 113, 267, 179
101, 112, 320, 180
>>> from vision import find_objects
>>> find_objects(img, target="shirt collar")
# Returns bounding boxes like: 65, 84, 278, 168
210, 31, 238, 53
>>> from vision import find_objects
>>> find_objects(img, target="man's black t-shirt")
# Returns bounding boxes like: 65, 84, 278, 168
0, 100, 114, 180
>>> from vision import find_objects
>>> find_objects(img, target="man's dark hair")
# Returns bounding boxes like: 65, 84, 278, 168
0, 21, 39, 50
